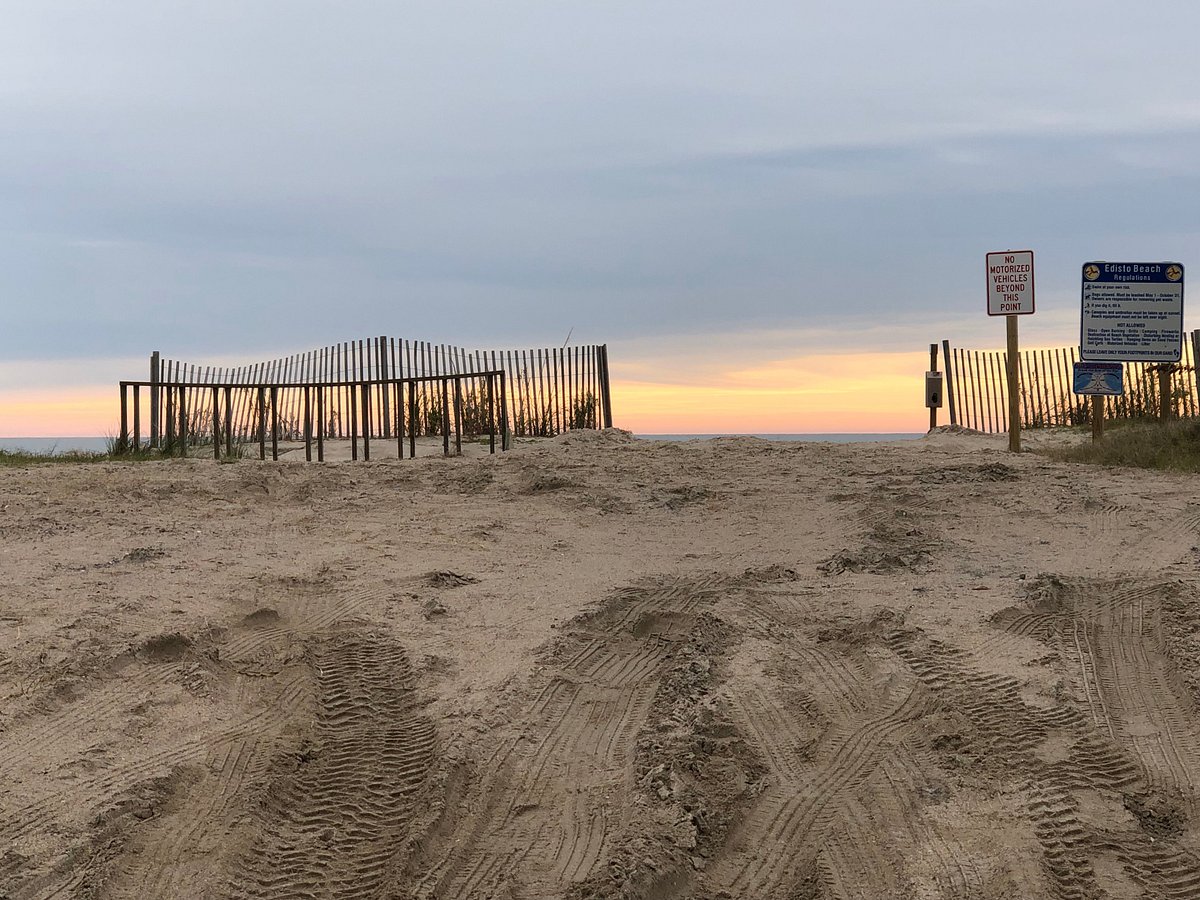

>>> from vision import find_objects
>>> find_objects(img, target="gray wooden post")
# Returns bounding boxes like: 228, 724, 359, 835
149, 351, 160, 448
133, 384, 141, 451
599, 344, 614, 429
1192, 330, 1200, 415
942, 339, 957, 426
119, 384, 129, 452
379, 335, 391, 439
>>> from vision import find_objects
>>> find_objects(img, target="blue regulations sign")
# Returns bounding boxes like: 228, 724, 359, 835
1080, 261, 1184, 362
1073, 362, 1124, 396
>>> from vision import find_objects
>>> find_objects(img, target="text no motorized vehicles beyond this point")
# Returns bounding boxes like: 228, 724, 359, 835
986, 250, 1035, 316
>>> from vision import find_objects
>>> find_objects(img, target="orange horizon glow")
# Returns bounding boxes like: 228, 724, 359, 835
0, 386, 118, 438
1, 349, 939, 437
612, 350, 930, 434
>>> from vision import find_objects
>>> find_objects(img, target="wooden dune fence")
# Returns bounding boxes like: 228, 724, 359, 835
939, 331, 1200, 432
121, 370, 505, 462
126, 337, 614, 455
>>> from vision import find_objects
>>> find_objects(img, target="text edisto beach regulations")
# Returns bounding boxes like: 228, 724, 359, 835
986, 250, 1035, 315
1080, 262, 1184, 362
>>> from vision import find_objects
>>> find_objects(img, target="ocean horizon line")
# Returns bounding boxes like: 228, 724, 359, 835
2, 432, 927, 454
636, 432, 923, 442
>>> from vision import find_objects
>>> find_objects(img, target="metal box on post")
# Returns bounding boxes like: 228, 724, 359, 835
925, 372, 943, 409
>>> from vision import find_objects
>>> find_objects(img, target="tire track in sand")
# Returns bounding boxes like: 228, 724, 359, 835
227, 635, 433, 899
1006, 577, 1200, 807
95, 674, 316, 899
708, 678, 927, 897
899, 580, 1200, 900
416, 573, 726, 899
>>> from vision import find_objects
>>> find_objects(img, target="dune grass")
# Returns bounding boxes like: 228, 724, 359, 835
1043, 418, 1200, 472
0, 436, 166, 468
0, 448, 109, 468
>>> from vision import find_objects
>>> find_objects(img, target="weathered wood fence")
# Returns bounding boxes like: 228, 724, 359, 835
127, 336, 614, 456
120, 370, 504, 461
939, 331, 1200, 432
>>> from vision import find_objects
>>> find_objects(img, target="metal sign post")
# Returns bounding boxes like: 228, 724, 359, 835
986, 250, 1036, 452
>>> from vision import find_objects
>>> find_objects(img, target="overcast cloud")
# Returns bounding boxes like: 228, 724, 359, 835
3, 1, 1199, 367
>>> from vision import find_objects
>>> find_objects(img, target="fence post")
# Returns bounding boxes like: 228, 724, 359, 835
149, 351, 160, 448
271, 386, 279, 461
499, 371, 510, 450
379, 335, 391, 440
941, 340, 956, 426
165, 381, 175, 450
1160, 364, 1175, 421
929, 344, 939, 431
258, 387, 266, 460
224, 386, 233, 457
317, 384, 326, 462
304, 386, 312, 462
361, 382, 371, 461
599, 344, 614, 429
350, 379, 359, 461
396, 380, 404, 459
212, 386, 220, 460
133, 384, 141, 451
1192, 330, 1200, 414
178, 385, 188, 456
409, 380, 417, 458
441, 378, 451, 457
453, 376, 463, 455
119, 383, 129, 452
487, 373, 496, 454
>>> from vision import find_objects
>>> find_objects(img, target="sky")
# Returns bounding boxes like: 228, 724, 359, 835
3, 1, 1199, 435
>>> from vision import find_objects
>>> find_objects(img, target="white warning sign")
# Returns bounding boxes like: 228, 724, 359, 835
986, 250, 1035, 316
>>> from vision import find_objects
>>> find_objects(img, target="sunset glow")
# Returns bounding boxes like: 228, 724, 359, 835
0, 350, 935, 438
613, 351, 930, 434
0, 386, 117, 438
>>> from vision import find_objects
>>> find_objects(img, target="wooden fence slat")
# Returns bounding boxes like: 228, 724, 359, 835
1027, 350, 1041, 428
1033, 350, 1047, 426
578, 346, 585, 426
1191, 331, 1200, 416
987, 351, 1001, 432
955, 348, 969, 428
998, 351, 1008, 432
957, 349, 969, 428
556, 348, 564, 431
1040, 350, 1054, 426
976, 352, 991, 432
974, 352, 984, 434
1054, 348, 1069, 425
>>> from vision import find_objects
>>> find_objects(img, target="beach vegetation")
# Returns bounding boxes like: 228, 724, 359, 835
1043, 418, 1200, 472
571, 393, 598, 430
0, 440, 161, 467
0, 447, 109, 467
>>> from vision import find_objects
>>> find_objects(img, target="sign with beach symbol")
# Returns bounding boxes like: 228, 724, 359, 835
1080, 261, 1184, 362
1072, 361, 1124, 396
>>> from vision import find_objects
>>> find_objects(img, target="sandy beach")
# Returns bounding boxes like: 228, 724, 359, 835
3, 429, 1200, 899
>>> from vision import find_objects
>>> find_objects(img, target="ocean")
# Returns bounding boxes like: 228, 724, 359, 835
636, 433, 922, 442
0, 437, 113, 454
0, 433, 924, 455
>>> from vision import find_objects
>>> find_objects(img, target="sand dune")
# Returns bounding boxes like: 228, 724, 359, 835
4, 428, 1200, 899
